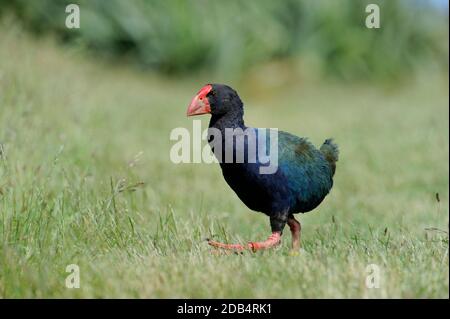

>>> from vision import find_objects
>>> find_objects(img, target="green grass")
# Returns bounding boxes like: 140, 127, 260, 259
0, 24, 448, 298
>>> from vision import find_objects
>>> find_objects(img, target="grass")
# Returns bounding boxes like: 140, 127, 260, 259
0, 23, 448, 298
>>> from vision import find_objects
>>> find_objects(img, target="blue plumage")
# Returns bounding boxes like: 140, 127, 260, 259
217, 129, 336, 217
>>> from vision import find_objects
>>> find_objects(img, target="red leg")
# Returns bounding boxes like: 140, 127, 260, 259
287, 215, 301, 250
207, 232, 282, 252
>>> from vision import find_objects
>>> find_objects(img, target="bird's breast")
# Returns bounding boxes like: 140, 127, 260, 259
220, 162, 294, 215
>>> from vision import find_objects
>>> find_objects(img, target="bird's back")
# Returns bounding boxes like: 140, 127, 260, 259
277, 131, 334, 213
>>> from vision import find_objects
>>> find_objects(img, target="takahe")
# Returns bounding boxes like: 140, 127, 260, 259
187, 84, 338, 252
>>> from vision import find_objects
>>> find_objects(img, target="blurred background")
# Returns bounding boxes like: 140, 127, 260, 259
0, 0, 448, 298
0, 0, 448, 83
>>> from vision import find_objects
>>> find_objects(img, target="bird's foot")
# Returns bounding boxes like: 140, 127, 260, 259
207, 232, 281, 252
247, 232, 281, 252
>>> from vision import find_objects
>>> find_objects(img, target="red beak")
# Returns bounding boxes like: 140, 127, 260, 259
187, 84, 212, 116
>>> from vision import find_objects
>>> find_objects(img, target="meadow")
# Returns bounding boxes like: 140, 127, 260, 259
0, 23, 448, 298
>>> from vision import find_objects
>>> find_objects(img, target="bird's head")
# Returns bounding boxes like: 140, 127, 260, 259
187, 84, 243, 117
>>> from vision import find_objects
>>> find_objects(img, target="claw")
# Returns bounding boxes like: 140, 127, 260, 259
207, 238, 246, 250
206, 232, 281, 252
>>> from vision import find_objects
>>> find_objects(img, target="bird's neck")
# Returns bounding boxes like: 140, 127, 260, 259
208, 111, 246, 165
209, 111, 246, 132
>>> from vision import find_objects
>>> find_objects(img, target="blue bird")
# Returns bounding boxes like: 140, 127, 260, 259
187, 84, 338, 252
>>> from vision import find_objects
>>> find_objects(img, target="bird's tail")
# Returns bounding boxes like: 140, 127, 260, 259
320, 139, 339, 176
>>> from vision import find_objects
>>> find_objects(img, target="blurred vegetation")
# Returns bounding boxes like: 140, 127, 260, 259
0, 0, 448, 81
